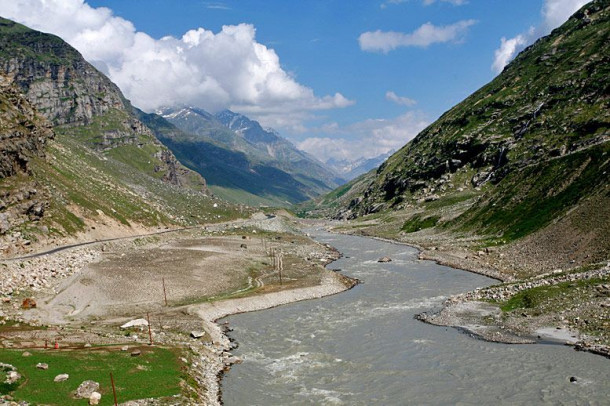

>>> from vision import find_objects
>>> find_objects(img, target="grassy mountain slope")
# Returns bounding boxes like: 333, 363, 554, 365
313, 0, 609, 273
0, 18, 242, 254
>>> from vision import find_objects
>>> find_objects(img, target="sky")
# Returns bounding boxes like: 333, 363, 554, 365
0, 0, 591, 163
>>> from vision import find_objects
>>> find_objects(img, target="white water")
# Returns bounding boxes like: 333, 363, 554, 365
222, 230, 610, 405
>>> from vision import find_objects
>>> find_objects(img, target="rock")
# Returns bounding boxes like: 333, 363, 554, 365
21, 297, 36, 309
569, 376, 578, 382
36, 363, 48, 370
190, 331, 205, 339
22, 351, 31, 357
131, 349, 141, 357
54, 373, 69, 382
120, 318, 149, 329
240, 243, 247, 249
378, 257, 392, 263
89, 392, 102, 405
75, 380, 100, 398
6, 370, 21, 384
121, 345, 129, 351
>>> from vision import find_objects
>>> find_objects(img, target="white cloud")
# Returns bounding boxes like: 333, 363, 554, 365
491, 33, 530, 74
359, 20, 477, 53
542, 0, 590, 29
491, 0, 590, 73
0, 0, 353, 129
298, 111, 429, 162
386, 91, 417, 106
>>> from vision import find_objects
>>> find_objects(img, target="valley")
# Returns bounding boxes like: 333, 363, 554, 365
0, 1, 609, 405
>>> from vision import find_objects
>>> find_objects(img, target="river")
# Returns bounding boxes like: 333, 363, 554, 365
221, 230, 610, 405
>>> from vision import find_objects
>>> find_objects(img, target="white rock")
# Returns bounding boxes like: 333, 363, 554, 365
89, 392, 102, 405
54, 373, 69, 382
120, 318, 149, 329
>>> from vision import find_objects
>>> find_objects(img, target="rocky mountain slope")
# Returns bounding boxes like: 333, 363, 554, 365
158, 106, 344, 206
314, 0, 609, 272
0, 18, 241, 255
0, 75, 53, 236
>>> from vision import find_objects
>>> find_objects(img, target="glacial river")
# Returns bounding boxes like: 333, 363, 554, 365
222, 230, 610, 405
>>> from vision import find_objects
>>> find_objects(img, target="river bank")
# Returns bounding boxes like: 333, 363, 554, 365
189, 269, 357, 405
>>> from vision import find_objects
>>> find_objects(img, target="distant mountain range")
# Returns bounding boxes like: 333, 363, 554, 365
156, 106, 344, 206
325, 151, 393, 181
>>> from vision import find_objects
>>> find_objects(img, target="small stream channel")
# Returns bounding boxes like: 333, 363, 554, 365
221, 229, 610, 405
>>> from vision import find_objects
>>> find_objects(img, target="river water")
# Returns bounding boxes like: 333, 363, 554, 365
222, 230, 610, 405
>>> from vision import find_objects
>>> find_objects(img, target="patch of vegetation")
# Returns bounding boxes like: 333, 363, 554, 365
402, 214, 440, 233
500, 277, 608, 313
0, 346, 182, 405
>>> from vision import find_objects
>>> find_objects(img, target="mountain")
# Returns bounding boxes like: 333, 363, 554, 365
157, 106, 344, 206
0, 17, 240, 254
312, 0, 610, 273
326, 151, 394, 181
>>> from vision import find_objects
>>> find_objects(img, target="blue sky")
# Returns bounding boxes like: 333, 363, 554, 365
0, 0, 590, 162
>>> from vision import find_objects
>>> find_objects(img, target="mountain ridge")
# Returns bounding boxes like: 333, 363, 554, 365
157, 105, 344, 206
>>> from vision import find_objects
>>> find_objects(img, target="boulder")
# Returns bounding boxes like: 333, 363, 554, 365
6, 370, 21, 384
131, 349, 141, 357
36, 363, 48, 370
190, 331, 205, 339
120, 318, 149, 330
21, 297, 37, 309
54, 373, 69, 382
378, 257, 392, 263
76, 380, 100, 398
89, 392, 102, 405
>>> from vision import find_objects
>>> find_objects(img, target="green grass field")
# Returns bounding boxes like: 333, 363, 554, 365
0, 346, 183, 405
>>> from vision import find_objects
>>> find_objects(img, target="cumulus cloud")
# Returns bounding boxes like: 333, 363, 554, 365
0, 0, 353, 128
359, 20, 477, 53
298, 111, 429, 162
386, 91, 417, 106
491, 32, 531, 74
491, 0, 590, 73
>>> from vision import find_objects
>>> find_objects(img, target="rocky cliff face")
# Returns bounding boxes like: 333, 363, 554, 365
0, 17, 126, 126
0, 74, 53, 234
